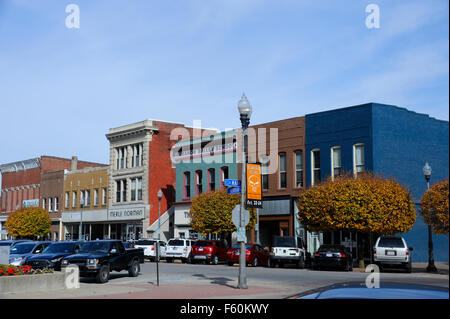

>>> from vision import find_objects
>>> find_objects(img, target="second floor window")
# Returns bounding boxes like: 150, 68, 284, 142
130, 177, 142, 201
184, 172, 191, 199
102, 188, 107, 205
331, 146, 342, 179
54, 197, 59, 212
196, 171, 203, 195
208, 169, 215, 191
279, 153, 287, 189
312, 149, 321, 186
354, 144, 365, 176
295, 150, 303, 188
65, 192, 69, 208
116, 180, 127, 203
94, 189, 99, 206
72, 191, 77, 208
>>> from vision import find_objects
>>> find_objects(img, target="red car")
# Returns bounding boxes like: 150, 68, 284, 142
226, 243, 270, 267
191, 240, 228, 265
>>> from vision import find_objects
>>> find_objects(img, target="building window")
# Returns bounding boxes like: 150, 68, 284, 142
117, 147, 127, 170
208, 169, 216, 191
131, 179, 136, 201
131, 144, 142, 167
196, 170, 203, 195
42, 198, 46, 210
72, 191, 77, 208
48, 198, 52, 212
331, 146, 342, 179
184, 172, 191, 199
65, 192, 69, 209
94, 189, 99, 206
54, 197, 59, 212
354, 143, 365, 176
311, 149, 321, 186
84, 190, 90, 206
220, 167, 229, 189
102, 188, 107, 205
137, 177, 142, 200
295, 150, 303, 188
261, 155, 269, 191
116, 181, 121, 203
279, 153, 287, 189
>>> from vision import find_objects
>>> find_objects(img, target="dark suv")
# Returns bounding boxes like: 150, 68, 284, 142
191, 240, 228, 265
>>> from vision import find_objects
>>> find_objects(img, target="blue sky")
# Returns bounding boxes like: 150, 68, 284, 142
0, 0, 448, 170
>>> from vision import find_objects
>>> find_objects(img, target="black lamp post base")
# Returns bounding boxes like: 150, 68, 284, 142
426, 264, 438, 272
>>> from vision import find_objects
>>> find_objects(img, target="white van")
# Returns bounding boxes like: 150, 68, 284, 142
373, 236, 413, 273
165, 238, 196, 263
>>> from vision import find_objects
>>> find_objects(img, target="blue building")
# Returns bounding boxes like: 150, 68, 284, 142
305, 103, 449, 262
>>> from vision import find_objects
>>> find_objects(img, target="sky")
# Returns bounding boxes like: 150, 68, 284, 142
0, 0, 448, 173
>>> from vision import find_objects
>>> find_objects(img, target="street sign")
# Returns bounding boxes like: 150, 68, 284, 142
246, 163, 263, 208
232, 205, 250, 228
236, 227, 246, 243
227, 186, 241, 194
224, 179, 241, 187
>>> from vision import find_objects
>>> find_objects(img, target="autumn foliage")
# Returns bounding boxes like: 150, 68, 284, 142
420, 179, 449, 234
5, 207, 52, 239
189, 190, 256, 236
297, 173, 416, 234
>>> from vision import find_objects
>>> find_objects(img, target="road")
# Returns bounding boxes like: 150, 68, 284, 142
2, 260, 448, 299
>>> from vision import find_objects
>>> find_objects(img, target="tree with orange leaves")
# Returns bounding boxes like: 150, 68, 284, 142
420, 179, 449, 234
5, 207, 51, 239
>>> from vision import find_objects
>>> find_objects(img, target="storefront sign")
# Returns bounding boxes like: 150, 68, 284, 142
22, 199, 39, 208
108, 207, 145, 221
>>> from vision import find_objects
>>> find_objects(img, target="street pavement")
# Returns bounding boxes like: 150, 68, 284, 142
1, 261, 448, 299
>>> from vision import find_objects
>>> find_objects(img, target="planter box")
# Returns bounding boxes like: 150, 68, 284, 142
0, 272, 67, 294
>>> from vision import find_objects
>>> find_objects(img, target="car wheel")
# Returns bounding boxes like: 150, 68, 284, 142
128, 260, 140, 277
96, 265, 110, 283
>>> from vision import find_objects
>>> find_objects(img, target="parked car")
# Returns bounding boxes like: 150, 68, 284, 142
226, 243, 270, 267
312, 244, 353, 271
270, 236, 306, 268
165, 238, 196, 263
290, 282, 449, 299
373, 235, 413, 273
61, 240, 144, 283
9, 241, 52, 266
134, 239, 167, 261
24, 241, 83, 271
191, 240, 228, 265
0, 240, 33, 247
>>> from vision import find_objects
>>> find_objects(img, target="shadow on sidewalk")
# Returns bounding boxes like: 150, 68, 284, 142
192, 274, 237, 289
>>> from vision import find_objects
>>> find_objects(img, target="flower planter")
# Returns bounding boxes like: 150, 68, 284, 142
0, 272, 67, 294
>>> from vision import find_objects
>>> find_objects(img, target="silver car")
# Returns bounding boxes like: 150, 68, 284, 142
373, 236, 413, 273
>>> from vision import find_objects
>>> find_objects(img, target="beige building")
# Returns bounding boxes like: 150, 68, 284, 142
62, 166, 109, 240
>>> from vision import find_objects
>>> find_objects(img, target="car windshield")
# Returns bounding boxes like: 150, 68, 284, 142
135, 240, 156, 246
43, 243, 76, 254
10, 243, 36, 254
378, 238, 405, 248
168, 240, 185, 246
232, 244, 252, 249
79, 241, 110, 253
318, 245, 345, 252
273, 236, 296, 247
194, 241, 214, 247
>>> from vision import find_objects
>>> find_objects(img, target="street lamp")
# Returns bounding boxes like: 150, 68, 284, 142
423, 162, 437, 272
237, 93, 252, 289
79, 198, 84, 241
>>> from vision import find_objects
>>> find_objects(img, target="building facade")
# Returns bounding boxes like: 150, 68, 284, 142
305, 103, 449, 262
40, 170, 65, 241
61, 166, 109, 241
172, 130, 239, 239
0, 156, 104, 240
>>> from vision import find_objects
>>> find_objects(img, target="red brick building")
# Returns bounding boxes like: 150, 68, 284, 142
0, 156, 106, 240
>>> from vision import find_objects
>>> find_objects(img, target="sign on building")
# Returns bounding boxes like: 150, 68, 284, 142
245, 163, 262, 208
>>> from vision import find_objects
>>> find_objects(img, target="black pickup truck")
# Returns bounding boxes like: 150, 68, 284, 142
61, 240, 144, 283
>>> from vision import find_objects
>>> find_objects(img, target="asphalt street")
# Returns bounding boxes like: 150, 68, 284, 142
1, 260, 448, 299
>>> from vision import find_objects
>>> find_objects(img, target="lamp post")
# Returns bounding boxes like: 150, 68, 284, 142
237, 93, 252, 289
423, 162, 437, 273
79, 198, 84, 241
156, 189, 163, 286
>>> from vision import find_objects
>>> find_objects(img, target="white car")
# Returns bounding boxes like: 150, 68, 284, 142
134, 239, 166, 262
165, 238, 196, 263
373, 236, 413, 273
270, 236, 306, 268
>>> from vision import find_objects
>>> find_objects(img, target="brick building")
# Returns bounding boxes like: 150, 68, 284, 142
0, 156, 106, 240
106, 119, 214, 241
